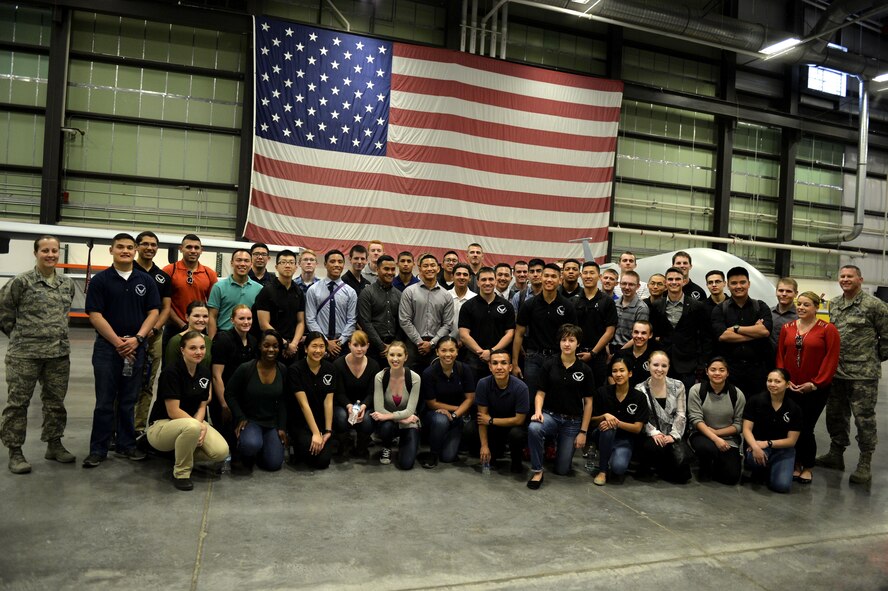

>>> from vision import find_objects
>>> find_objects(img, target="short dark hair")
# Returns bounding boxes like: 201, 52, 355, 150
454, 263, 471, 274
840, 264, 862, 277
324, 249, 345, 263
112, 232, 136, 245
705, 270, 725, 281
276, 249, 297, 264
442, 250, 459, 260
135, 231, 157, 244
726, 266, 749, 280
582, 261, 600, 271
557, 323, 583, 342
397, 251, 414, 261
528, 258, 545, 269
250, 242, 269, 254
230, 248, 251, 261
478, 265, 496, 278
489, 348, 512, 362
494, 263, 511, 274
260, 329, 284, 351
303, 331, 329, 351
419, 253, 438, 265
562, 258, 581, 269
181, 233, 201, 244
349, 244, 368, 257
513, 260, 528, 268
186, 300, 209, 316
376, 254, 395, 266
467, 242, 483, 250
769, 367, 791, 382
672, 251, 691, 264
543, 263, 562, 274
665, 266, 683, 277
435, 336, 459, 350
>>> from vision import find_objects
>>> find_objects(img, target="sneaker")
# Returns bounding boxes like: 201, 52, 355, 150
115, 448, 147, 461
8, 450, 32, 474
82, 454, 105, 468
173, 476, 194, 491
594, 472, 607, 486
421, 453, 438, 469
45, 440, 76, 463
380, 447, 392, 465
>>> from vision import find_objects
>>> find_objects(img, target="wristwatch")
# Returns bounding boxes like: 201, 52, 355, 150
767, 440, 773, 448
732, 324, 740, 334
488, 416, 494, 425
135, 334, 145, 344
450, 411, 458, 420
323, 429, 332, 434
579, 429, 587, 435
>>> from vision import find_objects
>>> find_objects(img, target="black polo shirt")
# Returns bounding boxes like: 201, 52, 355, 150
711, 298, 773, 364
475, 375, 529, 418
150, 359, 212, 423
253, 278, 305, 341
135, 261, 172, 300
683, 280, 706, 301
516, 292, 577, 353
249, 268, 277, 288
420, 361, 475, 406
458, 294, 516, 350
212, 328, 258, 384
538, 356, 595, 417
342, 270, 371, 296
287, 359, 337, 425
742, 393, 803, 441
594, 384, 650, 427
614, 347, 652, 389
85, 266, 160, 337
573, 290, 618, 351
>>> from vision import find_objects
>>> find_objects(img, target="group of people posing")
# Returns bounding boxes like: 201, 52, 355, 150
1, 234, 885, 494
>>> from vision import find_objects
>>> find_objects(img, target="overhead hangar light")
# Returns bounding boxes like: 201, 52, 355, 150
873, 73, 888, 82
760, 37, 801, 57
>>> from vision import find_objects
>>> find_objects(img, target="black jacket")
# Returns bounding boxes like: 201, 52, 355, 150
649, 296, 713, 374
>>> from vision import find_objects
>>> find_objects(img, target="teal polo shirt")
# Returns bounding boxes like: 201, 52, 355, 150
208, 275, 263, 331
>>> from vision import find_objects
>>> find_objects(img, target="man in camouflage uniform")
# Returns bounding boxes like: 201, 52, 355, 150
0, 236, 76, 473
817, 264, 888, 484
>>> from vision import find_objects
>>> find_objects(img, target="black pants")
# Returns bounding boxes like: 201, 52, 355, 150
727, 360, 767, 401
639, 437, 691, 483
788, 386, 829, 468
689, 432, 741, 485
486, 425, 526, 465
208, 396, 236, 452
290, 425, 332, 469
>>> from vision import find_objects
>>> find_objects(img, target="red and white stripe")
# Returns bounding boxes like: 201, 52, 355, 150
247, 41, 622, 265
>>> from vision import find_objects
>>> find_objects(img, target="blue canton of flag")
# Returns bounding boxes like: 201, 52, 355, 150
255, 18, 392, 155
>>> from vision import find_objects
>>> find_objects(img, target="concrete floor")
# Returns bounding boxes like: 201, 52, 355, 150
1, 327, 887, 591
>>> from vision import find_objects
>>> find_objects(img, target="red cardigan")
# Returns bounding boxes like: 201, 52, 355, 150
776, 319, 840, 388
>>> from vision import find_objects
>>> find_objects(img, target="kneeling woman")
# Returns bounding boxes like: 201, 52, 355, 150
589, 357, 649, 486
636, 351, 691, 483
370, 341, 421, 469
742, 368, 802, 493
287, 332, 336, 470
225, 330, 288, 471
332, 331, 380, 459
526, 325, 595, 490
147, 331, 229, 491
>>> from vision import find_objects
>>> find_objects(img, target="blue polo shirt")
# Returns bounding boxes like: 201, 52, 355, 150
475, 375, 529, 418
208, 275, 263, 331
85, 266, 160, 338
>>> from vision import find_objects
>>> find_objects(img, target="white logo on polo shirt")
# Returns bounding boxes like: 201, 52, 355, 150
323, 374, 333, 386
198, 378, 210, 389
692, 291, 701, 299
556, 306, 565, 316
155, 274, 166, 284
496, 305, 507, 314
572, 372, 585, 382
135, 284, 147, 296
783, 412, 790, 423
627, 403, 638, 415
642, 361, 650, 371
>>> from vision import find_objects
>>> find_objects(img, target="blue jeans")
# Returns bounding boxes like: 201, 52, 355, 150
745, 446, 796, 493
333, 405, 376, 436
89, 337, 145, 456
527, 411, 581, 475
592, 427, 635, 475
424, 410, 471, 462
238, 423, 284, 471
375, 421, 420, 470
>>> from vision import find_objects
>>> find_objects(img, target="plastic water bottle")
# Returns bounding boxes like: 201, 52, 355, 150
481, 460, 491, 476
122, 357, 134, 377
348, 401, 361, 425
221, 455, 232, 474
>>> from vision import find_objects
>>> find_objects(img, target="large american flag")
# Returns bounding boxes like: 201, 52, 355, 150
246, 17, 622, 263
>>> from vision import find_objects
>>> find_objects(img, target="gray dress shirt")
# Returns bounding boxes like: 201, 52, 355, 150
398, 281, 454, 346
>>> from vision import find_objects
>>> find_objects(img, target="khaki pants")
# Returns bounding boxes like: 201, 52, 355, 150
134, 331, 163, 432
147, 418, 229, 478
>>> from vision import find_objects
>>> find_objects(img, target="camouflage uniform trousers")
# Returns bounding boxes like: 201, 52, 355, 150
1, 354, 70, 448
134, 331, 162, 432
825, 377, 878, 454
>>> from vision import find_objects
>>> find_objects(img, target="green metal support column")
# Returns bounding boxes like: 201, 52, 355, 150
775, 130, 798, 278
237, 1, 263, 239
39, 6, 71, 225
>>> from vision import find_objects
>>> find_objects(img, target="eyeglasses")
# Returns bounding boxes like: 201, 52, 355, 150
795, 333, 804, 366
277, 260, 297, 266
186, 269, 194, 285
252, 252, 269, 258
